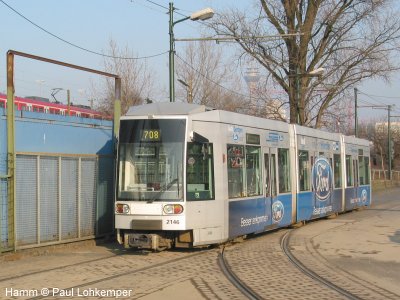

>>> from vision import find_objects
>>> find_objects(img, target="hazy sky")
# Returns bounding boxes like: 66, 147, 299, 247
0, 0, 399, 121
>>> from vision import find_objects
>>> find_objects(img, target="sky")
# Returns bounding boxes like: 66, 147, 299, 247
0, 0, 399, 121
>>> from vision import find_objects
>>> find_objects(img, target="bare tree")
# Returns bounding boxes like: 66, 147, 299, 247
175, 41, 248, 112
210, 0, 400, 127
92, 39, 154, 115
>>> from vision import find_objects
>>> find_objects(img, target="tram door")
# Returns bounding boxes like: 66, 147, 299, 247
353, 158, 359, 189
345, 152, 359, 210
264, 148, 278, 223
352, 156, 360, 205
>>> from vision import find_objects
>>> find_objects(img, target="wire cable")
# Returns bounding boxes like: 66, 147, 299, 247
142, 0, 189, 19
0, 0, 168, 60
358, 90, 400, 99
358, 89, 397, 107
175, 52, 254, 100
362, 94, 392, 107
142, 0, 168, 10
129, 0, 166, 14
144, 0, 203, 22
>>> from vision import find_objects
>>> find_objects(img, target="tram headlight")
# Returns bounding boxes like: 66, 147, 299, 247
163, 204, 184, 215
115, 203, 130, 214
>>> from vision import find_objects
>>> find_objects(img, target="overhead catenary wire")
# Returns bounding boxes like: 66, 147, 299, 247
358, 89, 397, 106
142, 0, 169, 11
130, 0, 166, 14
357, 92, 400, 116
174, 52, 257, 101
0, 0, 168, 60
142, 0, 192, 19
358, 90, 400, 99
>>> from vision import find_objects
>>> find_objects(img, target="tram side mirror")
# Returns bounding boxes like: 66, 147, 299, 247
190, 131, 209, 144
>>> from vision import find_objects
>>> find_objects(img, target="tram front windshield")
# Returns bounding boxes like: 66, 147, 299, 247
118, 119, 186, 201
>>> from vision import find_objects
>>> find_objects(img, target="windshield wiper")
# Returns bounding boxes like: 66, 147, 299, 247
147, 178, 178, 203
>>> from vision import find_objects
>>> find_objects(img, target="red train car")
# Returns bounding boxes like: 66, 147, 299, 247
0, 93, 108, 120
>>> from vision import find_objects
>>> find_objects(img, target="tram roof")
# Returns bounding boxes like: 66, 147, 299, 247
125, 102, 213, 116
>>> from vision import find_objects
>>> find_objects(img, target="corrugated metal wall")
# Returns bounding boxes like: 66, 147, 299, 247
1, 109, 115, 252
0, 154, 8, 250
15, 154, 113, 248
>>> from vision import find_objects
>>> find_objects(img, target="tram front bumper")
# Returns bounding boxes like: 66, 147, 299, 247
124, 233, 171, 251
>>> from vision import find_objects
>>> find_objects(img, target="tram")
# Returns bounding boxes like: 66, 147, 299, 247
0, 93, 106, 119
115, 103, 371, 250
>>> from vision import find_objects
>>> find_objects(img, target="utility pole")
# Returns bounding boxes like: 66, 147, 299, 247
67, 89, 71, 116
354, 87, 358, 137
388, 105, 392, 180
168, 3, 214, 102
358, 104, 393, 181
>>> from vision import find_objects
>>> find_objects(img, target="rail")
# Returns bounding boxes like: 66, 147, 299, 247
281, 231, 362, 300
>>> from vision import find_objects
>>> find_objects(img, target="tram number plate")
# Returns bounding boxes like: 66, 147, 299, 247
166, 219, 180, 225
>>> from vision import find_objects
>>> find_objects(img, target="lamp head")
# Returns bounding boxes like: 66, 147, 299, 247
190, 8, 214, 21
308, 67, 325, 76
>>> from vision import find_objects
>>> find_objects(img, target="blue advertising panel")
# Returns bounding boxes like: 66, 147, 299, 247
228, 194, 292, 238
229, 197, 271, 238
272, 194, 292, 226
345, 185, 370, 210
297, 157, 342, 221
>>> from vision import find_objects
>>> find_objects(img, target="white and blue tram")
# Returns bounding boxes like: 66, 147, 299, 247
115, 103, 371, 250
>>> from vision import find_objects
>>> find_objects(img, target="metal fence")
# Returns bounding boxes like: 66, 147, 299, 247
1, 154, 9, 251
14, 153, 113, 249
371, 169, 400, 181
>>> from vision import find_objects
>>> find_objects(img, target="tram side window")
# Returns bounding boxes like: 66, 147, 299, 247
186, 143, 215, 201
278, 148, 291, 193
246, 146, 262, 196
358, 156, 370, 185
333, 154, 342, 188
298, 150, 310, 191
346, 155, 353, 187
227, 145, 245, 198
227, 145, 262, 198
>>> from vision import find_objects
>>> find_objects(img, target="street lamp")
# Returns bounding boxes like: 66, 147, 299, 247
169, 2, 214, 102
177, 78, 193, 103
295, 67, 325, 123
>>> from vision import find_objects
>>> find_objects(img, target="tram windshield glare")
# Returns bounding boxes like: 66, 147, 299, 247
118, 119, 186, 201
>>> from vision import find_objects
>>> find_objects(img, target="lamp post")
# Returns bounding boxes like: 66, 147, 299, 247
354, 87, 358, 137
169, 2, 214, 102
294, 67, 325, 124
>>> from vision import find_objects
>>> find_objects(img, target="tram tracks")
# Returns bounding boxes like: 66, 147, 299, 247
281, 226, 400, 300
0, 253, 118, 283
2, 202, 399, 300
25, 249, 213, 300
219, 223, 399, 300
218, 246, 262, 300
280, 230, 362, 300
